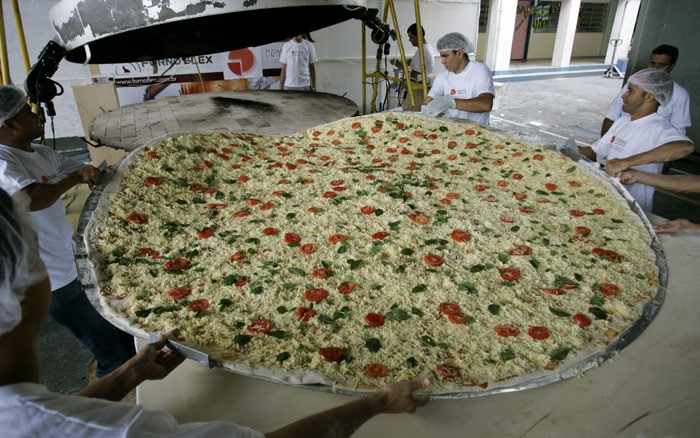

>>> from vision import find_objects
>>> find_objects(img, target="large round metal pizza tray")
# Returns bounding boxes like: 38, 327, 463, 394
76, 116, 668, 399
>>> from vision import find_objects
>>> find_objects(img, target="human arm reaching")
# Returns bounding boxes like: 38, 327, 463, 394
22, 165, 102, 211
653, 218, 700, 235
424, 93, 493, 117
266, 377, 431, 438
619, 169, 700, 235
423, 93, 493, 116
577, 146, 598, 162
454, 93, 494, 114
76, 334, 185, 401
619, 169, 700, 193
604, 141, 694, 176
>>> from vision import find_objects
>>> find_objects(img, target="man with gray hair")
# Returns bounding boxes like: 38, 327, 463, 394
421, 32, 494, 125
578, 68, 693, 211
0, 84, 135, 377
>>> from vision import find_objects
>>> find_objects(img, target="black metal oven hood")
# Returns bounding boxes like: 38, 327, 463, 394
49, 0, 379, 64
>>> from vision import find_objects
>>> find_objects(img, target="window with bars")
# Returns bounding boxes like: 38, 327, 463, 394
479, 0, 489, 33
534, 1, 609, 33
577, 2, 609, 32
478, 1, 608, 34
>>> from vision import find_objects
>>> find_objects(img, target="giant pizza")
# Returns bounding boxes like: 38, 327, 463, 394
85, 112, 662, 396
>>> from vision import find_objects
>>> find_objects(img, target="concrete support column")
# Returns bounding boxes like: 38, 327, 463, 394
484, 0, 518, 72
552, 0, 581, 67
604, 0, 641, 65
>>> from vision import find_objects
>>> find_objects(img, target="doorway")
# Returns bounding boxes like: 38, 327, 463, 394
511, 1, 532, 60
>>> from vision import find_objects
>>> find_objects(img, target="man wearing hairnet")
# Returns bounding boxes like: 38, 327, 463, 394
601, 44, 691, 136
0, 85, 135, 377
421, 32, 494, 125
0, 187, 431, 435
578, 69, 693, 212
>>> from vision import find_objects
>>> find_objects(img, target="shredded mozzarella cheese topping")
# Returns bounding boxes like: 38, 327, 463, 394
92, 113, 657, 391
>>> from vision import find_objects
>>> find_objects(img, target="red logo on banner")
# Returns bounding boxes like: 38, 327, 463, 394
227, 49, 255, 75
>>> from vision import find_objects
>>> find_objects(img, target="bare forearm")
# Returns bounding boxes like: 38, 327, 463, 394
605, 141, 694, 176
578, 146, 597, 161
634, 172, 700, 193
76, 357, 143, 401
625, 141, 693, 167
454, 94, 494, 113
601, 118, 613, 136
280, 65, 287, 90
310, 64, 316, 90
23, 174, 81, 211
266, 394, 383, 438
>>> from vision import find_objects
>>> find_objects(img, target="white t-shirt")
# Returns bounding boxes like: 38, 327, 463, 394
591, 113, 692, 211
428, 60, 495, 126
605, 81, 691, 134
410, 43, 435, 81
279, 39, 318, 88
0, 143, 85, 291
0, 382, 264, 437
0, 190, 48, 335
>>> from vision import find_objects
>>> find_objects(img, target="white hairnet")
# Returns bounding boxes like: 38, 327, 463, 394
0, 189, 47, 336
627, 68, 674, 107
0, 85, 27, 125
436, 32, 474, 54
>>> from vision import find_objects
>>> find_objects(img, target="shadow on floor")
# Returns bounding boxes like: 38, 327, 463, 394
38, 316, 92, 393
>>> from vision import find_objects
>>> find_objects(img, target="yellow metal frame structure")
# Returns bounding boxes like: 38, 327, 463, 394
0, 0, 31, 85
361, 0, 428, 114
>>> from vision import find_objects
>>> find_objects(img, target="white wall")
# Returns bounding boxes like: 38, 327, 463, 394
2, 0, 90, 137
528, 32, 604, 59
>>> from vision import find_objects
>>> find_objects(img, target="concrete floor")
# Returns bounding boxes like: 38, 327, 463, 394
39, 72, 700, 395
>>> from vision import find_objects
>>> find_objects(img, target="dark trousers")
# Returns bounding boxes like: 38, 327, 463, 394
50, 278, 136, 377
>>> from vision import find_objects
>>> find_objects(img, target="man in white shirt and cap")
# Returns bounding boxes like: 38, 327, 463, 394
391, 23, 435, 109
421, 32, 495, 126
579, 69, 693, 212
601, 44, 691, 136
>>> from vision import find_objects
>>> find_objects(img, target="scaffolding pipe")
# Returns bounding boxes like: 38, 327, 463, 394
362, 0, 425, 113
12, 0, 31, 74
0, 1, 11, 84
408, 0, 428, 105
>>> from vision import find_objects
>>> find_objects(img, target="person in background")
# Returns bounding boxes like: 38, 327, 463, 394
392, 23, 435, 83
421, 32, 494, 125
578, 69, 693, 212
279, 33, 318, 92
391, 23, 435, 109
601, 44, 691, 136
0, 85, 135, 377
619, 169, 700, 235
0, 188, 431, 435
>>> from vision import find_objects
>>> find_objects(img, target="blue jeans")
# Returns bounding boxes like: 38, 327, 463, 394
50, 278, 136, 377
